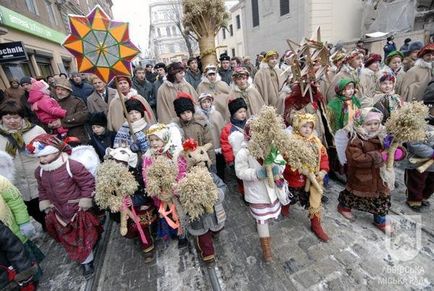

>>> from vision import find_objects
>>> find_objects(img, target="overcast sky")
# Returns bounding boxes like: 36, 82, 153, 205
112, 0, 150, 53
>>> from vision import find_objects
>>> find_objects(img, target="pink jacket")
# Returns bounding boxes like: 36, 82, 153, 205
29, 83, 66, 124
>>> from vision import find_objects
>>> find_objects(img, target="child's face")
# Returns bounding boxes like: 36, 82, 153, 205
149, 135, 164, 151
349, 55, 363, 68
39, 153, 59, 165
92, 125, 106, 136
128, 110, 142, 123
180, 110, 193, 122
363, 120, 380, 133
233, 108, 247, 121
367, 61, 380, 72
175, 71, 185, 83
206, 73, 217, 82
379, 80, 394, 94
342, 83, 355, 99
389, 57, 402, 71
267, 56, 278, 67
200, 99, 212, 110
299, 122, 314, 137
234, 76, 248, 89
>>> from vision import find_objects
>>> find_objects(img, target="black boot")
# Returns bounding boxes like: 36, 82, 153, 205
81, 261, 95, 280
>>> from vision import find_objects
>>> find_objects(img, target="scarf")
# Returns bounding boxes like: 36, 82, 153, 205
328, 95, 361, 132
131, 118, 148, 134
230, 117, 247, 131
0, 120, 35, 157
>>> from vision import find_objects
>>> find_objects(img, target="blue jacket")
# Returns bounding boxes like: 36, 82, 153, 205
70, 81, 94, 103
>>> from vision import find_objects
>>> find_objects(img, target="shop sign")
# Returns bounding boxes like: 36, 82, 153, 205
0, 41, 28, 63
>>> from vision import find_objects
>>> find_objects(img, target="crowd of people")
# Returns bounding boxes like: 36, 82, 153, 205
0, 36, 433, 289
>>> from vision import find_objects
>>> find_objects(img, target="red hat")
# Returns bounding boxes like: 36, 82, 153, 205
115, 75, 132, 87
417, 43, 434, 58
26, 134, 71, 157
345, 49, 364, 63
364, 53, 382, 68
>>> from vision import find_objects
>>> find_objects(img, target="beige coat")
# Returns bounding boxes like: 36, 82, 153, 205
400, 59, 433, 102
359, 68, 380, 108
86, 87, 116, 115
107, 88, 156, 132
196, 107, 225, 150
197, 78, 231, 121
156, 80, 198, 124
230, 84, 265, 117
253, 63, 284, 107
0, 123, 46, 201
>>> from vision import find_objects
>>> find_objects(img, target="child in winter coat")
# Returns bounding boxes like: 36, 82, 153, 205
142, 123, 186, 246
404, 98, 434, 211
220, 98, 248, 196
173, 92, 216, 165
27, 134, 102, 279
381, 50, 405, 95
88, 112, 115, 161
235, 118, 284, 262
337, 108, 395, 234
283, 113, 330, 242
28, 80, 68, 137
105, 147, 157, 262
197, 92, 226, 180
114, 98, 151, 154
327, 79, 361, 133
372, 72, 403, 123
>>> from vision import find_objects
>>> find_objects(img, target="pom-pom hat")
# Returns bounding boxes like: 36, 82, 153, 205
26, 134, 71, 157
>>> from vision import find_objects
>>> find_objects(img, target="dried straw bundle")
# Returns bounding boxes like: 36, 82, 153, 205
177, 166, 218, 221
281, 137, 318, 173
146, 156, 178, 202
95, 160, 138, 212
385, 101, 428, 168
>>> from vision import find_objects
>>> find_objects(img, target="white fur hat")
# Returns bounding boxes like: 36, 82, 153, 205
105, 147, 138, 168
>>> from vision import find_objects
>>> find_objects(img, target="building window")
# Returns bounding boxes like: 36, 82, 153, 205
252, 0, 259, 27
157, 28, 161, 37
222, 29, 226, 39
172, 26, 177, 35
231, 48, 236, 57
236, 15, 241, 29
166, 27, 171, 36
229, 24, 233, 36
25, 0, 39, 15
280, 0, 290, 16
45, 0, 58, 25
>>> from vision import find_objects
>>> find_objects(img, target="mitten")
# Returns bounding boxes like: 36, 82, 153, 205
271, 165, 280, 176
256, 167, 267, 179
19, 222, 35, 238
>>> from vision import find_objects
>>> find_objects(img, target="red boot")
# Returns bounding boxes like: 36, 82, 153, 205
281, 204, 290, 217
310, 215, 329, 242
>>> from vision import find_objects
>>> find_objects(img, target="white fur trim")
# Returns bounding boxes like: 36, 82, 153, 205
39, 200, 53, 211
415, 58, 433, 70
39, 153, 68, 172
78, 197, 93, 210
0, 151, 15, 183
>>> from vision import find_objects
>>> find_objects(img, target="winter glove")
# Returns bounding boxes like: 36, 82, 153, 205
130, 143, 140, 153
271, 165, 280, 176
383, 134, 394, 149
256, 167, 267, 179
381, 147, 406, 162
19, 222, 36, 238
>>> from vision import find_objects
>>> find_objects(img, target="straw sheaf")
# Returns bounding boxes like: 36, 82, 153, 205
146, 156, 178, 202
95, 160, 138, 212
177, 166, 218, 221
281, 137, 318, 173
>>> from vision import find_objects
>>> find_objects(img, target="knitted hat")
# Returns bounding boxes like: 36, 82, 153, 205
378, 72, 396, 83
154, 62, 166, 70
125, 98, 145, 116
228, 98, 247, 116
335, 79, 355, 94
385, 50, 404, 65
263, 50, 279, 62
89, 112, 107, 127
408, 41, 423, 53
364, 53, 382, 68
417, 43, 434, 58
19, 76, 32, 86
55, 78, 72, 92
219, 53, 230, 62
173, 93, 195, 116
198, 92, 214, 103
115, 75, 132, 87
26, 134, 71, 157
232, 67, 249, 79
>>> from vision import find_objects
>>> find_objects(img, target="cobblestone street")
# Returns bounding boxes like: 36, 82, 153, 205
35, 168, 434, 291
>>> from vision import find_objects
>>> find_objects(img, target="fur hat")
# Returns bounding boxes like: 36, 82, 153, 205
105, 147, 138, 168
173, 94, 195, 116
19, 76, 32, 86
219, 53, 230, 62
417, 43, 434, 58
26, 134, 71, 157
55, 78, 72, 92
385, 50, 404, 65
167, 62, 185, 83
115, 75, 132, 87
364, 53, 382, 67
89, 112, 108, 127
228, 98, 247, 116
125, 98, 145, 116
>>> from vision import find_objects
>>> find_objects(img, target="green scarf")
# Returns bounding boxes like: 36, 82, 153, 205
327, 95, 361, 133
0, 120, 35, 157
